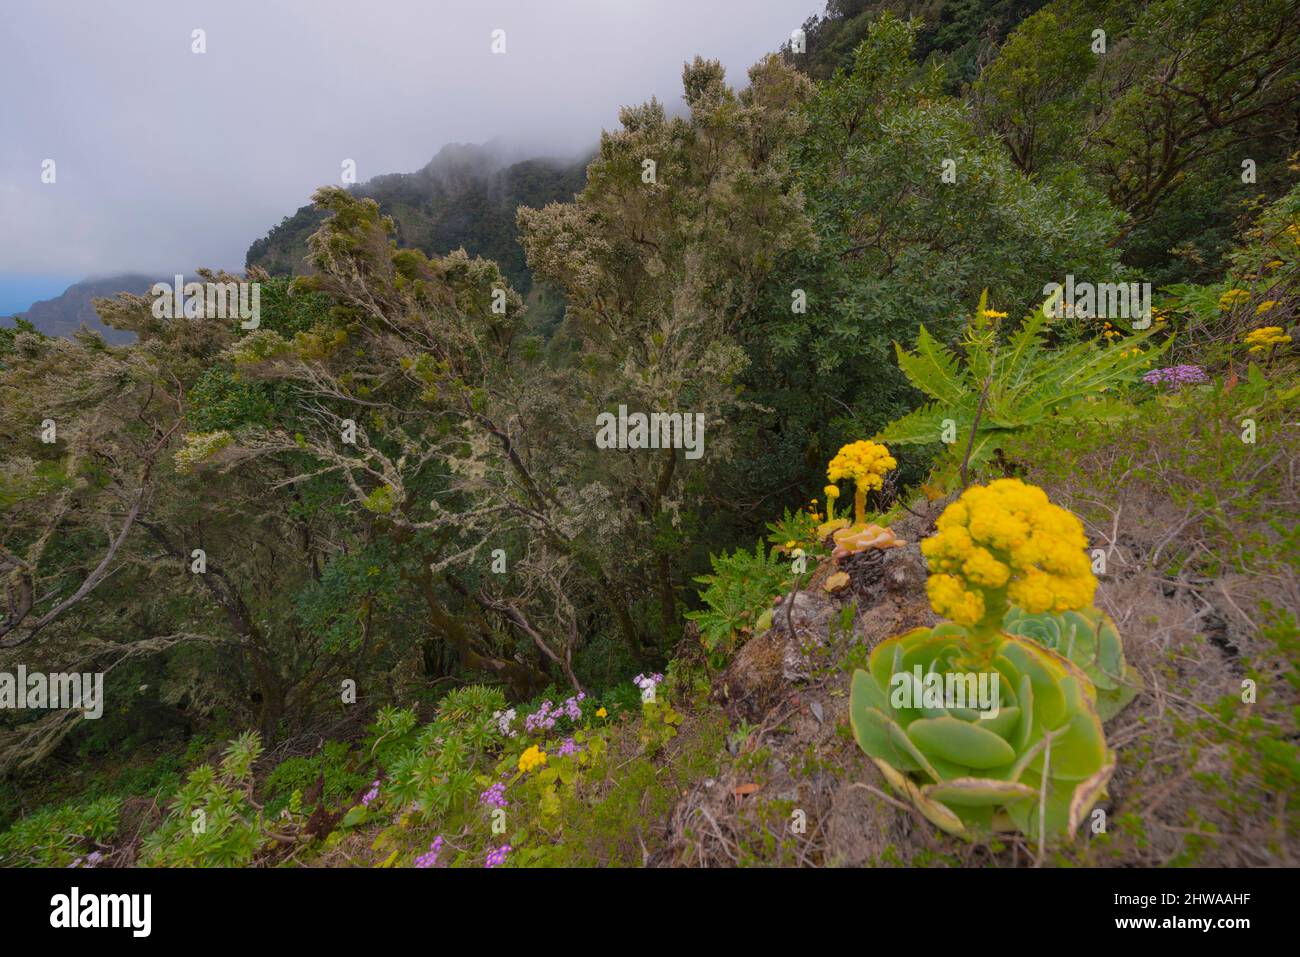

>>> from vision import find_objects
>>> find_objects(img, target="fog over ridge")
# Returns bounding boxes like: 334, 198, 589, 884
0, 0, 818, 279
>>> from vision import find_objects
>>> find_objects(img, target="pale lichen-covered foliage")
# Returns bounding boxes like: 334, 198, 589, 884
212, 55, 818, 680
0, 278, 251, 770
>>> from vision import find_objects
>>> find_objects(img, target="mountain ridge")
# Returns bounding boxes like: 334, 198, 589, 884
245, 141, 593, 300
2, 273, 157, 344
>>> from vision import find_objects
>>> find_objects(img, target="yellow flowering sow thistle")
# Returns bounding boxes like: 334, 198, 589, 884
921, 479, 1096, 630
828, 440, 896, 489
827, 440, 896, 524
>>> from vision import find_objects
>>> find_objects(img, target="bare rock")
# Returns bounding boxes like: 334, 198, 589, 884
715, 589, 835, 721
881, 542, 930, 596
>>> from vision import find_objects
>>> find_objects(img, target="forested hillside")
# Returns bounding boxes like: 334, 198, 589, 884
1, 0, 1296, 871
245, 143, 589, 333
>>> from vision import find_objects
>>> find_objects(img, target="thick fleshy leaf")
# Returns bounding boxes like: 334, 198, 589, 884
889, 666, 928, 714
975, 704, 1021, 741
1012, 673, 1034, 753
907, 716, 1017, 770
1003, 736, 1045, 783
1096, 677, 1140, 724
1028, 678, 1107, 780
872, 755, 911, 795
872, 757, 965, 834
1005, 609, 1134, 709
923, 778, 1038, 807
1005, 778, 1074, 844
849, 619, 1120, 843
885, 719, 943, 781
850, 679, 942, 780
1068, 750, 1116, 835
1093, 620, 1125, 682
997, 641, 1066, 729
927, 755, 974, 780
851, 666, 893, 715
912, 791, 968, 835
851, 674, 918, 771
868, 633, 916, 691
952, 803, 997, 832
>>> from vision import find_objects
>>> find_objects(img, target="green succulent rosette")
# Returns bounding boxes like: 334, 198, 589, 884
1002, 606, 1141, 722
850, 624, 1115, 841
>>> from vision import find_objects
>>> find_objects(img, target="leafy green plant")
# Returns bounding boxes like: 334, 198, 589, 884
355, 687, 508, 830
686, 542, 791, 654
850, 478, 1118, 843
140, 732, 298, 867
0, 796, 121, 867
364, 704, 421, 768
638, 698, 684, 757
877, 293, 1161, 486
1003, 606, 1141, 721
264, 741, 367, 816
850, 625, 1113, 842
765, 506, 825, 553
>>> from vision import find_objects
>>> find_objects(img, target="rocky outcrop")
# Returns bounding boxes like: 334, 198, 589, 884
712, 513, 938, 724
658, 503, 949, 866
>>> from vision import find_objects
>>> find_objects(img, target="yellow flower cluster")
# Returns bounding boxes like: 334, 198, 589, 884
827, 441, 896, 491
518, 745, 548, 773
1244, 326, 1292, 353
920, 478, 1096, 626
1218, 288, 1249, 310
824, 484, 840, 500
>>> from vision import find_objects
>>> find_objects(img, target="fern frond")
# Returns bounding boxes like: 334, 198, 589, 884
893, 328, 970, 406
878, 294, 1168, 465
1000, 301, 1053, 383
877, 402, 967, 445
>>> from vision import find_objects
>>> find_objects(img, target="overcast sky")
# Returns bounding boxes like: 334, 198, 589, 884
0, 0, 821, 297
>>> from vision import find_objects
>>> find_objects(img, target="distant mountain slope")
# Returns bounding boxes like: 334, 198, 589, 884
246, 143, 591, 297
6, 274, 156, 344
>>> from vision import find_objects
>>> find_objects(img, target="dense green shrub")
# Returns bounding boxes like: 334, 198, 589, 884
0, 796, 121, 867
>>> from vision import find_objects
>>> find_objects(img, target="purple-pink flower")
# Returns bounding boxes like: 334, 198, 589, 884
479, 782, 509, 808
525, 693, 586, 731
485, 844, 512, 868
415, 836, 443, 868
361, 779, 381, 807
1143, 365, 1208, 387
525, 700, 557, 732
